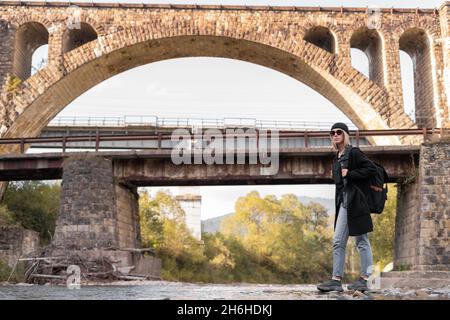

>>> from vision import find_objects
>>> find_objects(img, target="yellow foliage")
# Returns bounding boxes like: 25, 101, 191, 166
5, 74, 22, 92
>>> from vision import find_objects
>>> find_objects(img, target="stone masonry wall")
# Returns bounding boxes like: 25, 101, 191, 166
394, 181, 421, 269
394, 142, 450, 271
115, 182, 141, 249
53, 156, 140, 250
0, 19, 15, 94
0, 226, 39, 267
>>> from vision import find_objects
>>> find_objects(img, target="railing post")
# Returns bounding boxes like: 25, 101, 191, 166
355, 130, 360, 147
256, 128, 259, 153
157, 133, 162, 150
95, 132, 100, 151
304, 131, 308, 148
20, 139, 25, 154
422, 127, 428, 142
62, 136, 67, 153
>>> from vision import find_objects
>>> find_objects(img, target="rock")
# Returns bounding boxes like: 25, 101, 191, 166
405, 289, 416, 296
415, 289, 430, 298
381, 288, 402, 296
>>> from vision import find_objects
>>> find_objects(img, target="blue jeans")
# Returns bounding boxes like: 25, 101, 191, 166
332, 201, 373, 279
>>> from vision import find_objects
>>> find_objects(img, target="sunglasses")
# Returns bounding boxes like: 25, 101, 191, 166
330, 129, 344, 136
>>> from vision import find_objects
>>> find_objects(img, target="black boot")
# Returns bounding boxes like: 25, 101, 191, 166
347, 277, 369, 292
317, 279, 344, 292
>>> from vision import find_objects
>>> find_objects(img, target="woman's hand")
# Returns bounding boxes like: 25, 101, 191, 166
341, 168, 348, 177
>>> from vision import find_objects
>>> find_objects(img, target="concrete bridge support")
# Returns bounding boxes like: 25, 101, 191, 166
382, 141, 450, 288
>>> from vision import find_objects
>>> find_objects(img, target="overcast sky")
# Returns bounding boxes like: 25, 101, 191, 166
24, 0, 441, 219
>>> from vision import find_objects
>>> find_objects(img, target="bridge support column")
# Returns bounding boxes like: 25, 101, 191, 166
382, 142, 450, 288
51, 156, 142, 267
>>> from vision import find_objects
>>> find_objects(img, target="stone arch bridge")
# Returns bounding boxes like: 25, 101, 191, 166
0, 1, 448, 146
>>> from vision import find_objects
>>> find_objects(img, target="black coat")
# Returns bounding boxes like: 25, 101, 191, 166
333, 146, 378, 236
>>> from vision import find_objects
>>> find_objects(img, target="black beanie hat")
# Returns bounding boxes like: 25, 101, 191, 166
331, 122, 350, 135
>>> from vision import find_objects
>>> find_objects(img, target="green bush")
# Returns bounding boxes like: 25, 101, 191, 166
3, 181, 60, 244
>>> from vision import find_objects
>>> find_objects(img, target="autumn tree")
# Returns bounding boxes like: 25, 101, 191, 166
370, 183, 397, 269
220, 191, 332, 282
2, 181, 60, 243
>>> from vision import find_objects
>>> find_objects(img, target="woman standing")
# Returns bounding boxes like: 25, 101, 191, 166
317, 122, 377, 293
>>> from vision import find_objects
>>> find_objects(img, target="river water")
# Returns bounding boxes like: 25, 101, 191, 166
1, 281, 450, 300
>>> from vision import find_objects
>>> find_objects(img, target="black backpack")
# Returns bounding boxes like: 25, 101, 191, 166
366, 162, 389, 214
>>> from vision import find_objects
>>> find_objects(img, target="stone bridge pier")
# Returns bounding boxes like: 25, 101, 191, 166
383, 141, 450, 288
51, 156, 143, 270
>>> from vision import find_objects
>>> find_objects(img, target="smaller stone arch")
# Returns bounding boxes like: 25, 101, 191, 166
62, 22, 98, 54
350, 26, 384, 87
303, 25, 337, 54
399, 27, 435, 128
12, 21, 49, 81
10, 14, 53, 31
79, 15, 105, 36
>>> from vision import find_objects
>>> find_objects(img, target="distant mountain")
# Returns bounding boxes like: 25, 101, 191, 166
201, 212, 233, 234
297, 196, 335, 215
201, 196, 335, 234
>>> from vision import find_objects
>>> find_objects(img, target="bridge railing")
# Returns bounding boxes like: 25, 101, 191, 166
49, 115, 357, 131
0, 128, 448, 154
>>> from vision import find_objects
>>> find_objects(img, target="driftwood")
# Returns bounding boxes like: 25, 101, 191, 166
6, 258, 19, 283
30, 274, 66, 280
24, 260, 40, 283
8, 246, 160, 284
18, 257, 63, 261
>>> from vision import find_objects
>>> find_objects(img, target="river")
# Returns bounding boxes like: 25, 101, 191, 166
1, 281, 450, 300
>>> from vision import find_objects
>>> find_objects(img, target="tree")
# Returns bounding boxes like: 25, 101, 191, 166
369, 183, 397, 269
2, 181, 60, 244
220, 191, 332, 283
139, 190, 205, 281
0, 204, 16, 226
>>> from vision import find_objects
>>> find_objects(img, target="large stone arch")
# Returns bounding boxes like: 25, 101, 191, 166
0, 21, 409, 153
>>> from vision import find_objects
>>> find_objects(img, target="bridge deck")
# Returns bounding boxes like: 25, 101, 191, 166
0, 146, 420, 184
